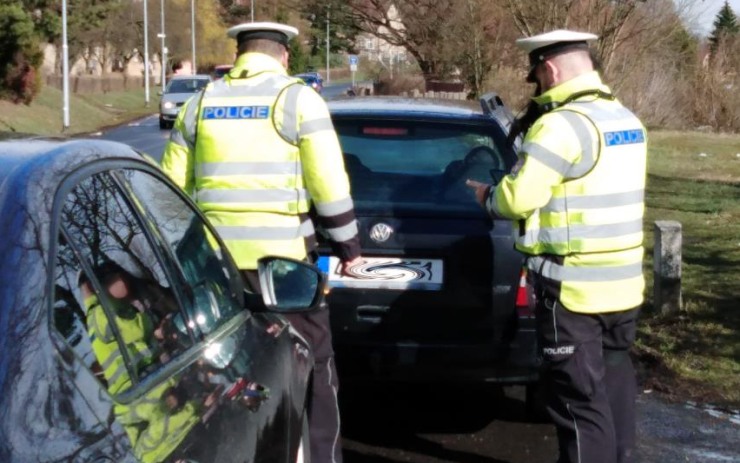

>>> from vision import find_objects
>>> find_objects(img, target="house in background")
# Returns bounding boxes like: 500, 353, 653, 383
355, 4, 411, 77
40, 44, 191, 85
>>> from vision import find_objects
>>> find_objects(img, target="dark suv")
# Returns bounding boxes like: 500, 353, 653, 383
320, 96, 539, 395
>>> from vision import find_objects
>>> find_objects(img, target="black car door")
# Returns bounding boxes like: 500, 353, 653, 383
51, 161, 305, 463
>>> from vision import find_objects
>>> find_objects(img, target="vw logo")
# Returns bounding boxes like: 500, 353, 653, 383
369, 223, 393, 243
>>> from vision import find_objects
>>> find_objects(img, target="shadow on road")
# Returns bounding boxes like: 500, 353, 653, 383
340, 380, 534, 463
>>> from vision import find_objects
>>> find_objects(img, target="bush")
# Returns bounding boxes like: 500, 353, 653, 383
1, 52, 40, 105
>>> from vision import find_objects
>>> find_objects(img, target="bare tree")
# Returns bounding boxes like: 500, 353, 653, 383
502, 0, 577, 36
448, 0, 520, 98
344, 0, 462, 84
694, 33, 740, 131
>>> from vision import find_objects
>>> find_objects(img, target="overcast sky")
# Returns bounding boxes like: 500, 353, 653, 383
686, 0, 740, 35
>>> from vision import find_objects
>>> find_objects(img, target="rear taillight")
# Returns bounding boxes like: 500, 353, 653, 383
516, 268, 534, 318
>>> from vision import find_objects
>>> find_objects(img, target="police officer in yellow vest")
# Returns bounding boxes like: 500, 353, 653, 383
161, 22, 362, 463
468, 30, 646, 463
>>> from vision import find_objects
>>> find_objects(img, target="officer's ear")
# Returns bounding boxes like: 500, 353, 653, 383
541, 60, 559, 89
281, 48, 289, 69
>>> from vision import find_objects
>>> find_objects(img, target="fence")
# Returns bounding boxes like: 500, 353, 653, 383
398, 88, 467, 100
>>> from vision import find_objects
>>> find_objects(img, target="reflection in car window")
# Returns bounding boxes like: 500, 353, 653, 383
53, 235, 108, 388
335, 122, 511, 210
53, 246, 203, 462
58, 172, 191, 394
120, 169, 243, 338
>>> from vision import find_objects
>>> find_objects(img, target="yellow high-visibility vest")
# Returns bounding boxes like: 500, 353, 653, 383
491, 72, 646, 313
162, 53, 357, 269
516, 98, 646, 255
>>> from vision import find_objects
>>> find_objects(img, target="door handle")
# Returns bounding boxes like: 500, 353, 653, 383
357, 305, 390, 323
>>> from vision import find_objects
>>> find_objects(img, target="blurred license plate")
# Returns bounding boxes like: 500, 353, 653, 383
317, 256, 443, 290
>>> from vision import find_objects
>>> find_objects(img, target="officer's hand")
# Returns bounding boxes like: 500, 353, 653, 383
465, 179, 491, 206
340, 256, 364, 277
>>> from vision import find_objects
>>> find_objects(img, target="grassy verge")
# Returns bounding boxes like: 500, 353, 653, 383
0, 85, 155, 138
638, 130, 740, 408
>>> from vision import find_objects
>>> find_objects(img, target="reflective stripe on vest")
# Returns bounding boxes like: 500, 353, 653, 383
527, 255, 643, 282
214, 218, 315, 240
521, 111, 597, 180
516, 98, 646, 256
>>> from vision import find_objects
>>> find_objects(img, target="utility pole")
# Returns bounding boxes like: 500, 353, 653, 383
191, 0, 196, 73
159, 0, 167, 92
143, 0, 150, 106
251, 0, 254, 22
325, 7, 330, 83
61, 0, 70, 129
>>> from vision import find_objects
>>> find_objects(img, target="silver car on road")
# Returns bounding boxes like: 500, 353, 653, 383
159, 74, 211, 129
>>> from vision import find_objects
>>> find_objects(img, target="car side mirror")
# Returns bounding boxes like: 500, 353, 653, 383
257, 257, 326, 313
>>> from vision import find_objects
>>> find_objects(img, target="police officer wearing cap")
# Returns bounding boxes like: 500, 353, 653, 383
468, 30, 646, 463
161, 21, 363, 463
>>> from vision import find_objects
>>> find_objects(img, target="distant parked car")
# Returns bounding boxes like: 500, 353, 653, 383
320, 95, 542, 410
159, 74, 211, 129
294, 73, 323, 94
0, 138, 324, 462
213, 64, 234, 80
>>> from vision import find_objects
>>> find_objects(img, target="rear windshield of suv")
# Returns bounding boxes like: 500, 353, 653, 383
334, 120, 514, 212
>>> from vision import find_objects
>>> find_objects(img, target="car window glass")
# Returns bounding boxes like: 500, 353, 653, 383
118, 169, 244, 338
59, 171, 191, 394
53, 235, 108, 388
166, 78, 209, 94
335, 121, 510, 210
54, 238, 211, 462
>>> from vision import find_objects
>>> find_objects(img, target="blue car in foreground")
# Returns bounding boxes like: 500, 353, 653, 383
321, 95, 542, 411
0, 139, 323, 462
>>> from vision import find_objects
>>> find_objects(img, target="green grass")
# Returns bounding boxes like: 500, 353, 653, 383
638, 130, 740, 407
0, 85, 155, 137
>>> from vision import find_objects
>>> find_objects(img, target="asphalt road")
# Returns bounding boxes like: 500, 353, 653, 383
97, 83, 740, 463
339, 382, 740, 463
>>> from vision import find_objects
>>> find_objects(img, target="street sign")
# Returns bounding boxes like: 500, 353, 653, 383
349, 55, 359, 88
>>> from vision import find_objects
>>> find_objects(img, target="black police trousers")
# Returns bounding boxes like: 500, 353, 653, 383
243, 270, 343, 463
536, 296, 639, 463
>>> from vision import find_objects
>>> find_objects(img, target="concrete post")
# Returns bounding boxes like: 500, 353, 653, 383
653, 221, 682, 315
